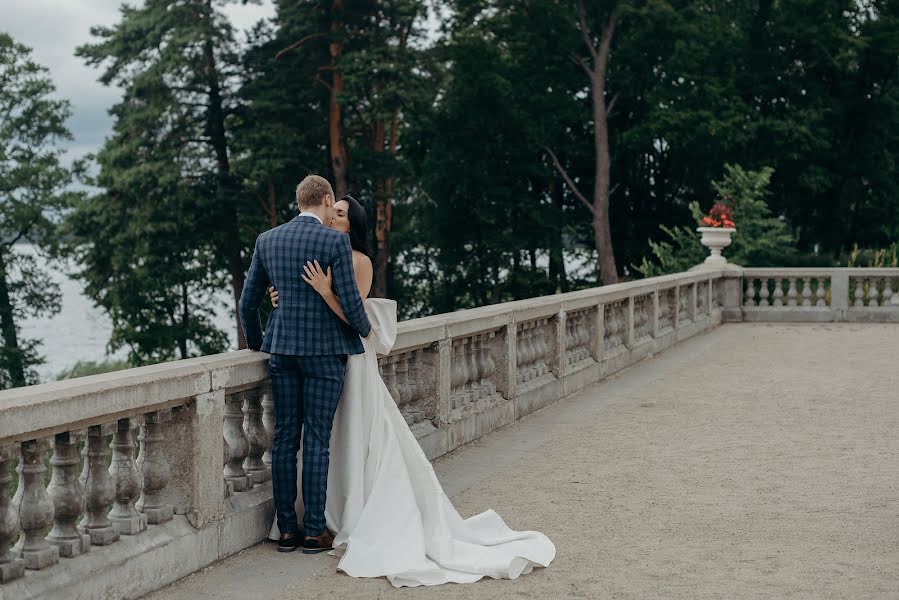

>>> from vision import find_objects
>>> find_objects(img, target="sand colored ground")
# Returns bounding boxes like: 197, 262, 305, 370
147, 323, 899, 600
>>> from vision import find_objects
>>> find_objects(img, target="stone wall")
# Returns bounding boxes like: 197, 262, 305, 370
6, 265, 896, 599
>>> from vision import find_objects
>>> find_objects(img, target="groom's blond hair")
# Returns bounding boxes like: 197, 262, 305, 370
295, 175, 334, 209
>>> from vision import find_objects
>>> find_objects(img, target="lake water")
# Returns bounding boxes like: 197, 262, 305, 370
16, 245, 235, 382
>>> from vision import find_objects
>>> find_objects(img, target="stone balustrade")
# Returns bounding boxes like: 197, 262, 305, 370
741, 268, 899, 322
3, 265, 898, 599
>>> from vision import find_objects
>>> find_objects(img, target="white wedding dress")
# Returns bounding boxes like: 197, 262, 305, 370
269, 298, 555, 587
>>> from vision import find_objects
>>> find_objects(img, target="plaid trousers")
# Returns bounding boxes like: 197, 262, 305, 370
269, 352, 347, 536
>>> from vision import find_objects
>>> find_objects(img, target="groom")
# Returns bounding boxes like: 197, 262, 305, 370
239, 175, 371, 553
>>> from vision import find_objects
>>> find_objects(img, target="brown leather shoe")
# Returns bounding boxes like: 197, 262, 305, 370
302, 529, 335, 554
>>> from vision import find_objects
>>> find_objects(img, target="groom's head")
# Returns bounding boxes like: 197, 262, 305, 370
295, 175, 335, 218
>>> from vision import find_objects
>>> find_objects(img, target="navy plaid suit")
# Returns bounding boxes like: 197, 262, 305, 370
239, 215, 371, 536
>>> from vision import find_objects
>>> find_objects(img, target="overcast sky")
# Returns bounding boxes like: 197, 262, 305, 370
2, 0, 275, 165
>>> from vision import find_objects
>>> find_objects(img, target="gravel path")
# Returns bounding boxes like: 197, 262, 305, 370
148, 323, 899, 600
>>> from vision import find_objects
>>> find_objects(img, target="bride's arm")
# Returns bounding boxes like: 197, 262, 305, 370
302, 257, 372, 325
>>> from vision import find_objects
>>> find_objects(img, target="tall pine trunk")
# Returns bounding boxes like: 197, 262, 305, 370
548, 181, 568, 292
371, 110, 399, 298
329, 0, 348, 197
0, 252, 26, 387
203, 33, 245, 349
589, 10, 618, 285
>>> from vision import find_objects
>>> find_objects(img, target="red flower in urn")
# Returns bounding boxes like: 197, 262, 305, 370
700, 203, 735, 228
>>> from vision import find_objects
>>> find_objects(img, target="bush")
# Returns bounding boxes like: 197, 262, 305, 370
56, 359, 131, 380
636, 164, 796, 277
845, 243, 899, 268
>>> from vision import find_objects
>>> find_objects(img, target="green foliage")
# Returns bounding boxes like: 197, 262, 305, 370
56, 359, 131, 380
0, 34, 74, 388
846, 243, 899, 268
32, 0, 899, 368
636, 164, 796, 277
66, 0, 246, 364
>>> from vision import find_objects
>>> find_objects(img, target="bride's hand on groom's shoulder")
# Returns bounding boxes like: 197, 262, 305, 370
302, 260, 333, 296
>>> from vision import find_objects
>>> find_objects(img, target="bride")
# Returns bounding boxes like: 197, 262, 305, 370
266, 195, 555, 587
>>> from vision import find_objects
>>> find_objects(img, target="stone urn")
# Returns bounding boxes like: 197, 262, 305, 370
697, 227, 735, 265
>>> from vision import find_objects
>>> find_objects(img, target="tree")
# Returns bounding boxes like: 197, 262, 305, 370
234, 5, 331, 231
69, 0, 247, 361
76, 0, 251, 350
271, 0, 430, 298
547, 0, 620, 285
0, 34, 73, 388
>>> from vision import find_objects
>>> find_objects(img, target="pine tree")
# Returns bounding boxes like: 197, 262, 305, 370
70, 0, 251, 360
0, 34, 74, 387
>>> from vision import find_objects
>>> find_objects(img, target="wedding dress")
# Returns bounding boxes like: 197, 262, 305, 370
269, 298, 556, 587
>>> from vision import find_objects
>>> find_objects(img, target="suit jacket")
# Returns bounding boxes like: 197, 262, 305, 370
239, 215, 372, 356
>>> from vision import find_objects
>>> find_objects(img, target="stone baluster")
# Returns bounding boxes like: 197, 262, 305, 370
514, 326, 526, 384
394, 354, 414, 425
19, 439, 59, 570
604, 305, 617, 348
772, 278, 785, 306
223, 394, 250, 493
801, 277, 813, 306
570, 316, 579, 363
603, 307, 612, 348
816, 278, 827, 307
407, 351, 425, 422
0, 446, 24, 583
888, 279, 898, 306
382, 355, 400, 402
527, 323, 539, 372
642, 298, 652, 334
243, 391, 270, 485
536, 321, 549, 374
222, 439, 232, 499
80, 425, 119, 545
883, 278, 894, 305
609, 307, 617, 345
744, 278, 756, 307
669, 291, 677, 325
450, 342, 466, 406
866, 278, 880, 306
787, 278, 798, 306
261, 384, 275, 471
759, 279, 770, 307
459, 338, 474, 403
633, 301, 643, 339
47, 432, 90, 557
465, 338, 483, 399
658, 292, 668, 327
853, 278, 865, 307
480, 334, 497, 393
407, 352, 421, 402
399, 354, 414, 415
471, 337, 486, 395
578, 314, 591, 353
136, 411, 174, 524
108, 418, 147, 535
664, 292, 672, 326
519, 324, 533, 381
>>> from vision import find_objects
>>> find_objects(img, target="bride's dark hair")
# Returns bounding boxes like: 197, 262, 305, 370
342, 194, 370, 256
